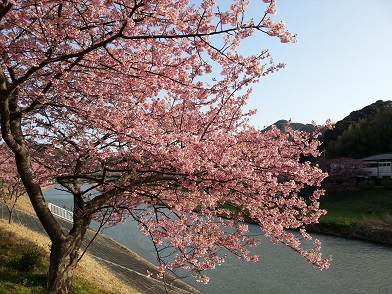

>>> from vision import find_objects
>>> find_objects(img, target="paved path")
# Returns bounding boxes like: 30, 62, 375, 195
0, 204, 202, 294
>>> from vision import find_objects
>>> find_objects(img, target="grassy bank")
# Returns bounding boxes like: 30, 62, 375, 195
0, 220, 140, 294
307, 187, 392, 245
0, 196, 139, 294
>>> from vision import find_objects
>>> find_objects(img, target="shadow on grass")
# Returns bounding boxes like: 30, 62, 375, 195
0, 229, 47, 293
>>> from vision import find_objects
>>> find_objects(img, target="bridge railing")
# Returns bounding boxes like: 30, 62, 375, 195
48, 202, 73, 223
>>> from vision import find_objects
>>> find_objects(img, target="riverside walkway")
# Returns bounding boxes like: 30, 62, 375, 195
0, 204, 202, 294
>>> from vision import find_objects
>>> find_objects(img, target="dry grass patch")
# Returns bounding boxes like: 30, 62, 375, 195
0, 219, 140, 294
355, 214, 392, 244
15, 194, 37, 216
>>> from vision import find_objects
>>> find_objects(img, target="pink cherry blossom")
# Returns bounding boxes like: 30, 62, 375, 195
0, 1, 329, 291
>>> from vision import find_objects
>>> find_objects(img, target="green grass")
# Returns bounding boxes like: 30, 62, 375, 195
319, 187, 392, 225
309, 186, 392, 244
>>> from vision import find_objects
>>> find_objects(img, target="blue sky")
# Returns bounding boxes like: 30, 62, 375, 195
242, 0, 392, 129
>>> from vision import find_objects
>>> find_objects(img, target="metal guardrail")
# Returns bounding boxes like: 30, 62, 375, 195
48, 202, 73, 223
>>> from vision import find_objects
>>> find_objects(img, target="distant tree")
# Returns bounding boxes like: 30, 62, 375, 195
0, 144, 49, 223
320, 158, 368, 191
0, 144, 25, 223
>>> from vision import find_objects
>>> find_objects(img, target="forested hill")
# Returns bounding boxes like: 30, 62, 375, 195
323, 100, 392, 159
322, 100, 392, 147
263, 119, 316, 133
265, 100, 392, 159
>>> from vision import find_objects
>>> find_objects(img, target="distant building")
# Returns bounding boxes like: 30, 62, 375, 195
362, 153, 392, 178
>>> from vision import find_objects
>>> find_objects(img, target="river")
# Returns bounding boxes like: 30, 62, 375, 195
44, 185, 392, 294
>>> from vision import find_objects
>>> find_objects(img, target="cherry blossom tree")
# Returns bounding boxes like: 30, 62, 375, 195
0, 143, 49, 223
1, 0, 331, 293
321, 158, 368, 192
0, 143, 26, 223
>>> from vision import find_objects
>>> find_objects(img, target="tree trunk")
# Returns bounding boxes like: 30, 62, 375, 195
1, 72, 93, 293
7, 207, 13, 224
6, 201, 17, 224
46, 237, 81, 294
45, 209, 92, 294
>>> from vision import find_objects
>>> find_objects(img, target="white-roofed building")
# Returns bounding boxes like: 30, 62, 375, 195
362, 154, 392, 178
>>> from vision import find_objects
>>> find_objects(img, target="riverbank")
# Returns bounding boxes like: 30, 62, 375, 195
4, 196, 202, 294
307, 187, 392, 246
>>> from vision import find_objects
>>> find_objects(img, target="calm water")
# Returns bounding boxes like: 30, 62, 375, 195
44, 185, 392, 294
